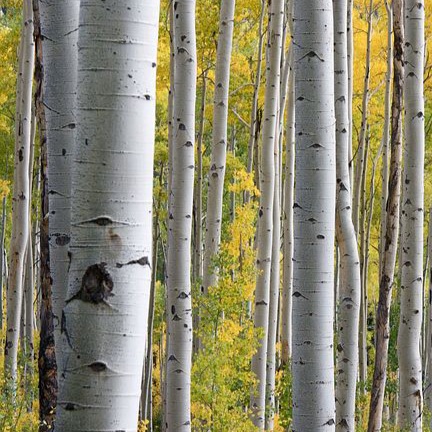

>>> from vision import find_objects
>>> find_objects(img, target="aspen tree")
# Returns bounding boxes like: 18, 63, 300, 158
292, 0, 336, 429
250, 0, 284, 428
397, 0, 425, 428
5, 0, 34, 381
39, 0, 79, 377
56, 1, 160, 430
202, 0, 235, 294
166, 0, 196, 430
333, 0, 361, 429
368, 0, 404, 429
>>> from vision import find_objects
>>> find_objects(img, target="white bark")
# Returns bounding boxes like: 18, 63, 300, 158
425, 209, 432, 418
334, 1, 361, 430
203, 0, 235, 292
352, 0, 373, 235
292, 1, 336, 430
5, 0, 34, 381
368, 1, 404, 429
281, 51, 294, 366
39, 0, 79, 373
166, 0, 196, 430
397, 0, 425, 428
56, 1, 159, 430
250, 0, 284, 428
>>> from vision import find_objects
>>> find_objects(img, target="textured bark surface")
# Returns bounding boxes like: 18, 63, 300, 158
281, 54, 294, 366
166, 1, 196, 430
56, 1, 159, 430
250, 0, 284, 428
33, 2, 58, 428
202, 0, 235, 293
397, 0, 424, 429
368, 1, 404, 430
334, 1, 361, 430
5, 0, 34, 381
39, 0, 79, 374
292, 1, 336, 430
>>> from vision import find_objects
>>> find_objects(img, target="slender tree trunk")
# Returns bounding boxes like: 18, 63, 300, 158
0, 197, 6, 330
292, 1, 336, 430
368, 1, 404, 429
397, 0, 425, 428
352, 0, 373, 235
56, 2, 160, 430
166, 1, 196, 430
5, 0, 34, 381
379, 2, 393, 280
281, 51, 294, 366
265, 100, 282, 431
347, 0, 354, 185
334, 1, 361, 429
203, 0, 236, 294
33, 1, 57, 428
425, 209, 432, 418
250, 1, 284, 428
39, 0, 79, 377
246, 0, 266, 203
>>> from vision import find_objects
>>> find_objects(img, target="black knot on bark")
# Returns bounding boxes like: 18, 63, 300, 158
80, 263, 114, 304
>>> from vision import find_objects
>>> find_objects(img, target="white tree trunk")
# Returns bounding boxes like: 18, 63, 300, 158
56, 1, 160, 430
39, 0, 79, 374
368, 1, 404, 429
166, 0, 196, 430
334, 1, 361, 430
281, 51, 294, 366
5, 0, 34, 381
352, 0, 373, 236
425, 209, 432, 420
202, 0, 235, 293
292, 1, 336, 430
250, 0, 284, 428
397, 0, 425, 429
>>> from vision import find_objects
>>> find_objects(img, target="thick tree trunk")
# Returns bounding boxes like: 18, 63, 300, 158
250, 1, 284, 428
39, 0, 79, 376
292, 1, 336, 430
5, 0, 34, 381
334, 1, 361, 430
166, 1, 196, 430
397, 0, 425, 429
56, 1, 160, 430
368, 1, 404, 430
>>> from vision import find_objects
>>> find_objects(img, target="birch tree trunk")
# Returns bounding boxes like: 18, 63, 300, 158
292, 1, 336, 430
352, 0, 373, 235
0, 196, 6, 330
246, 0, 266, 202
281, 52, 294, 366
250, 1, 284, 428
425, 209, 432, 419
333, 1, 361, 430
5, 0, 34, 381
203, 0, 235, 293
39, 0, 79, 375
397, 0, 425, 428
379, 1, 393, 283
56, 1, 160, 430
368, 1, 404, 429
166, 0, 196, 430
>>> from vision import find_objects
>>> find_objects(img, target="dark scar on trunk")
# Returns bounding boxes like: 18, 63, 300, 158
116, 256, 151, 269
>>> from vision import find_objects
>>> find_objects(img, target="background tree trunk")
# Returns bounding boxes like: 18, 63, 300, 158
166, 0, 196, 430
368, 1, 404, 429
397, 0, 425, 428
250, 0, 284, 428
